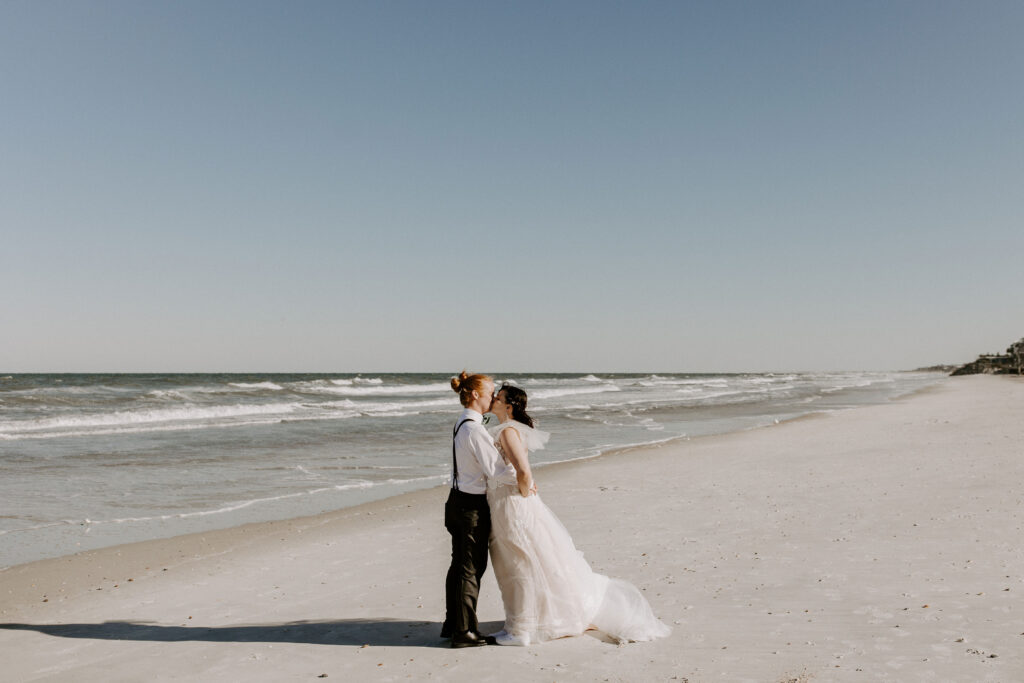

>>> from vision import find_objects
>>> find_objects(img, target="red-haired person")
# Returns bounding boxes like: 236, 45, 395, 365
441, 371, 517, 648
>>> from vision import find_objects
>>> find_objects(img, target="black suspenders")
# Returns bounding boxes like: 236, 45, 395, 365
451, 418, 473, 491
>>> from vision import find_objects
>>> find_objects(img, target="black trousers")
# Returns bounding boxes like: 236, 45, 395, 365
443, 488, 491, 635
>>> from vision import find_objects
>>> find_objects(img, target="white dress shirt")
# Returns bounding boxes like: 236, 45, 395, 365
451, 409, 517, 494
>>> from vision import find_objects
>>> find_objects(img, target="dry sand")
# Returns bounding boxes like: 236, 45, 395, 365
1, 374, 1021, 682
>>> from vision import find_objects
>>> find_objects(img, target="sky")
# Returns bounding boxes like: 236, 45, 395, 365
1, 1, 1022, 373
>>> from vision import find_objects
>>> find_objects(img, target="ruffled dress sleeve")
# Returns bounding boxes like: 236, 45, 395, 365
487, 420, 550, 452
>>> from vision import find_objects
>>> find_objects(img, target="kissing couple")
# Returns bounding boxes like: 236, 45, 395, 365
441, 371, 671, 648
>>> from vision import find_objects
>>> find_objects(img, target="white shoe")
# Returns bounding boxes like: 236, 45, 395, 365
493, 630, 530, 647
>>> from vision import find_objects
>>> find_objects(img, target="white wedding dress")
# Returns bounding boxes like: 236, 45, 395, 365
486, 420, 671, 644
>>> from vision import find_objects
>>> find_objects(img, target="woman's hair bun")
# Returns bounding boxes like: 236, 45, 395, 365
451, 370, 469, 393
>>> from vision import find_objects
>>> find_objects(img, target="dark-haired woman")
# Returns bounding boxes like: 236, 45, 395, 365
485, 383, 670, 646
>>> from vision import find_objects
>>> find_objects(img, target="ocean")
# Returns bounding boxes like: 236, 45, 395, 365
0, 371, 944, 569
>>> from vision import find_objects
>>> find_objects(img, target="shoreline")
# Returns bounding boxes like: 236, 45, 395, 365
2, 375, 1021, 681
0, 375, 941, 580
0, 376, 952, 613
1, 371, 944, 570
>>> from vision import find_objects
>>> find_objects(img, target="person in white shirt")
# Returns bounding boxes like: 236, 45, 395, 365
441, 371, 517, 648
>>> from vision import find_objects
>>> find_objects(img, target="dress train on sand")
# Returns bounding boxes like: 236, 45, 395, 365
486, 421, 671, 644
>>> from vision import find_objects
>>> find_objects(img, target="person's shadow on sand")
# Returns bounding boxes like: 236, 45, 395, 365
0, 618, 506, 648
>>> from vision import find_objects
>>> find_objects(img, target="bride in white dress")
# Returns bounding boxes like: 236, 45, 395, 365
485, 383, 671, 646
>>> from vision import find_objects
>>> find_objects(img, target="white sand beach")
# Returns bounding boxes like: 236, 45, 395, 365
1, 374, 1021, 682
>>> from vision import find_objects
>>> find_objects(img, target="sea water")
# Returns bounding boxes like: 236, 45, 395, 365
0, 371, 943, 568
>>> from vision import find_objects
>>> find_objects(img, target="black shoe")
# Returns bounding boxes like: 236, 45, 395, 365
440, 624, 452, 639
450, 630, 494, 648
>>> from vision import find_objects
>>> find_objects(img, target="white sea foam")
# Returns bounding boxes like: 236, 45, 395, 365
756, 374, 797, 383
301, 382, 452, 397
280, 412, 360, 423
312, 397, 452, 413
0, 402, 301, 435
357, 397, 454, 413
638, 377, 731, 387
530, 385, 622, 400
682, 389, 753, 401
821, 378, 880, 393
320, 399, 359, 409
0, 418, 298, 440
147, 389, 191, 400
353, 377, 384, 385
6, 385, 107, 397
294, 465, 319, 478
0, 394, 460, 439
229, 382, 284, 390
521, 376, 606, 386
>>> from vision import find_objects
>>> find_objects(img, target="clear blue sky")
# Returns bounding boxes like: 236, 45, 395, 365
2, 1, 1021, 372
